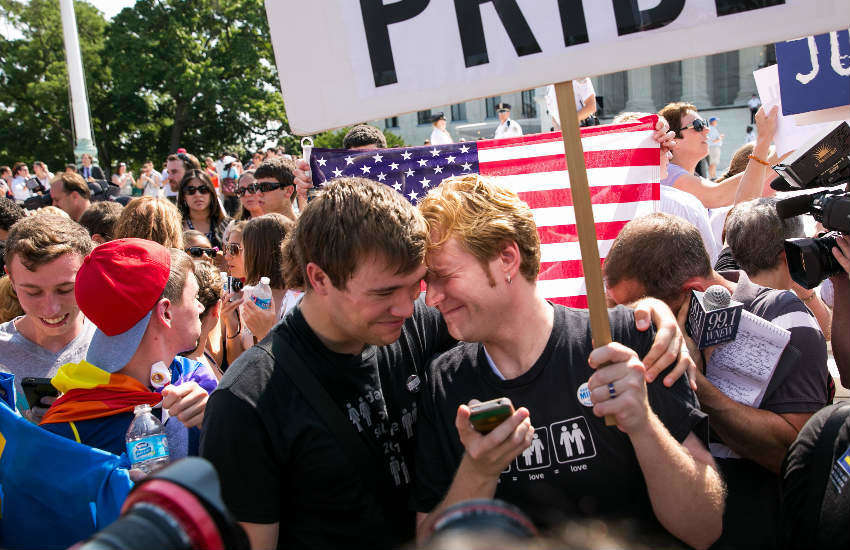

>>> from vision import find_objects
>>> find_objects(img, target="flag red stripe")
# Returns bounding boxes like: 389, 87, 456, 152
548, 295, 589, 309
518, 182, 659, 210
537, 258, 614, 281
475, 117, 657, 150
479, 148, 659, 176
537, 220, 631, 245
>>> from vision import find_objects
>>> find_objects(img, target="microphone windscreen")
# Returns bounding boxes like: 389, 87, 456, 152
703, 285, 731, 311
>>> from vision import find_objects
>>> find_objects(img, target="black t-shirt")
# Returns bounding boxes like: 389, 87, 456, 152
200, 298, 452, 550
414, 305, 707, 543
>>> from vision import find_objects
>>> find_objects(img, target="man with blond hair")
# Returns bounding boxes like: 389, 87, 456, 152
413, 175, 724, 549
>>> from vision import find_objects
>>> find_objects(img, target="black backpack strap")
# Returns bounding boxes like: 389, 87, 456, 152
255, 335, 381, 491
803, 402, 850, 536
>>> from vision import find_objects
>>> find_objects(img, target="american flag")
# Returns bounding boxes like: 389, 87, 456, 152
309, 115, 660, 308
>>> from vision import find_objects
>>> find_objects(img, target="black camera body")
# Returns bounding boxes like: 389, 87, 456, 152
774, 122, 850, 289
21, 178, 120, 211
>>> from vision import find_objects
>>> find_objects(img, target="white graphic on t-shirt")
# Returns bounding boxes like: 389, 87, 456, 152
346, 402, 363, 432
358, 397, 372, 427
390, 422, 400, 437
389, 455, 410, 486
401, 408, 414, 438
560, 423, 586, 456
411, 402, 418, 423
515, 427, 551, 471
550, 416, 596, 464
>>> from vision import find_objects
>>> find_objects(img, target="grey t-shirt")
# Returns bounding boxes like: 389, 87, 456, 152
0, 316, 96, 410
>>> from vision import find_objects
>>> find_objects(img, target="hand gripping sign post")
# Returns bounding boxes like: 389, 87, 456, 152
265, 0, 849, 426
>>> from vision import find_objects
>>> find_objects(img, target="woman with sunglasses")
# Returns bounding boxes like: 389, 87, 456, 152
234, 170, 263, 221
183, 229, 221, 264
178, 169, 231, 249
220, 221, 249, 366
658, 102, 779, 209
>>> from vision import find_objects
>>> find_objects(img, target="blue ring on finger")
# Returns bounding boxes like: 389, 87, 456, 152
608, 382, 616, 398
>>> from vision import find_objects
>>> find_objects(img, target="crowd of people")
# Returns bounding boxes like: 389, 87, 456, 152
0, 93, 848, 550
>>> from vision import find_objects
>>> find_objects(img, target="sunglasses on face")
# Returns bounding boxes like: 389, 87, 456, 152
185, 246, 218, 259
183, 185, 211, 195
256, 181, 291, 193
224, 242, 242, 256
236, 183, 261, 196
679, 118, 708, 133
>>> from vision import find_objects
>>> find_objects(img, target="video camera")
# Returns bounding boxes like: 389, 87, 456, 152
773, 121, 850, 289
22, 179, 120, 211
71, 457, 249, 550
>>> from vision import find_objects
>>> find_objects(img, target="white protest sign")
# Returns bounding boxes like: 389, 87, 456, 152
265, 0, 849, 135
753, 64, 845, 156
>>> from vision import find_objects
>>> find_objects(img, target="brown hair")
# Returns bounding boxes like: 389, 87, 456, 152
418, 174, 541, 284
658, 102, 698, 138
190, 258, 222, 320
4, 212, 93, 271
243, 213, 294, 289
282, 177, 426, 290
603, 213, 711, 304
717, 142, 755, 182
0, 276, 24, 324
166, 153, 201, 172
160, 248, 196, 304
114, 197, 184, 248
177, 169, 228, 229
53, 172, 91, 200
78, 201, 123, 241
254, 157, 297, 203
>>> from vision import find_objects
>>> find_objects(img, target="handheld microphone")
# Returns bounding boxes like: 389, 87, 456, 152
686, 285, 743, 349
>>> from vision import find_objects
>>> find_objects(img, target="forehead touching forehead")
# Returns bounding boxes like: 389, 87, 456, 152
418, 174, 541, 282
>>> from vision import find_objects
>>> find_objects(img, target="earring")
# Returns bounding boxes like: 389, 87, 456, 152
506, 275, 512, 285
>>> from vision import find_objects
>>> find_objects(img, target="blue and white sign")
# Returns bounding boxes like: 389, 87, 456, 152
776, 30, 850, 116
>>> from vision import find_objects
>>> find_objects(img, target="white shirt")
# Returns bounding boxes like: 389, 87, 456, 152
747, 96, 761, 110
140, 172, 163, 197
660, 186, 720, 265
11, 176, 30, 202
494, 118, 522, 139
429, 127, 453, 145
546, 78, 595, 126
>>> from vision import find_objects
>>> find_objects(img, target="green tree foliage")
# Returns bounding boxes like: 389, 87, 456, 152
0, 0, 110, 167
0, 0, 406, 173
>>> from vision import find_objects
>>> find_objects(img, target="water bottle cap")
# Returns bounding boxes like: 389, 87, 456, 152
134, 403, 151, 414
260, 276, 270, 285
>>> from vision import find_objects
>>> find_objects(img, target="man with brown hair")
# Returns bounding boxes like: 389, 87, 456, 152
0, 212, 95, 420
413, 176, 723, 549
253, 157, 298, 220
165, 152, 201, 203
78, 201, 124, 244
603, 212, 829, 548
202, 176, 452, 550
40, 239, 214, 458
50, 172, 92, 222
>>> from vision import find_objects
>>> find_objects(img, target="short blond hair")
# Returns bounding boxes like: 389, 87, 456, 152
418, 175, 540, 283
113, 197, 183, 248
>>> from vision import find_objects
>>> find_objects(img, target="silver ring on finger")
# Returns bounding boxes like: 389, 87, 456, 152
608, 382, 617, 398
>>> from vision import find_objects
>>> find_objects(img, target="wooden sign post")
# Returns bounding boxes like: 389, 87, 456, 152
553, 81, 615, 426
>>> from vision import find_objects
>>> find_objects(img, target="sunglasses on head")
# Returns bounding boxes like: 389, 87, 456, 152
185, 246, 218, 259
679, 118, 708, 133
224, 242, 242, 256
236, 183, 261, 196
183, 184, 211, 195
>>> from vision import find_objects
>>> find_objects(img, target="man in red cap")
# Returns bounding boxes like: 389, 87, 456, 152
40, 238, 213, 458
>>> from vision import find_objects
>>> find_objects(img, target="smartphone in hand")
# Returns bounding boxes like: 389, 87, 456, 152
469, 398, 515, 434
21, 377, 59, 409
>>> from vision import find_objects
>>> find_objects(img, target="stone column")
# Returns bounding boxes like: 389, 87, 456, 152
734, 46, 766, 104
624, 67, 656, 113
681, 56, 712, 109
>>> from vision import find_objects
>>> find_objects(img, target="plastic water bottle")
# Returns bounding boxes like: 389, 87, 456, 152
125, 403, 170, 474
250, 276, 272, 310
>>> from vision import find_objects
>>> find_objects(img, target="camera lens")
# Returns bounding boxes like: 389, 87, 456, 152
785, 232, 844, 289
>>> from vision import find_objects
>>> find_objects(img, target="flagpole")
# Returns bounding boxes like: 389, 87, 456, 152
59, 0, 98, 165
553, 81, 616, 426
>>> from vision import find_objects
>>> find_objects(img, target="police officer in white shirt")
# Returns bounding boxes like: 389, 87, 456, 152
429, 113, 453, 145
546, 78, 597, 131
494, 103, 522, 139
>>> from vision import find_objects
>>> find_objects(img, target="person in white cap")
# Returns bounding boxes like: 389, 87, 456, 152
494, 103, 522, 139
429, 113, 453, 145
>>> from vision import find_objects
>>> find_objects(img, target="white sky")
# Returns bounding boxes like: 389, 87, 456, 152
0, 0, 137, 39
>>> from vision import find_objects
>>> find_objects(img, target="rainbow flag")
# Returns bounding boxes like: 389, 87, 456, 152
40, 361, 161, 425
